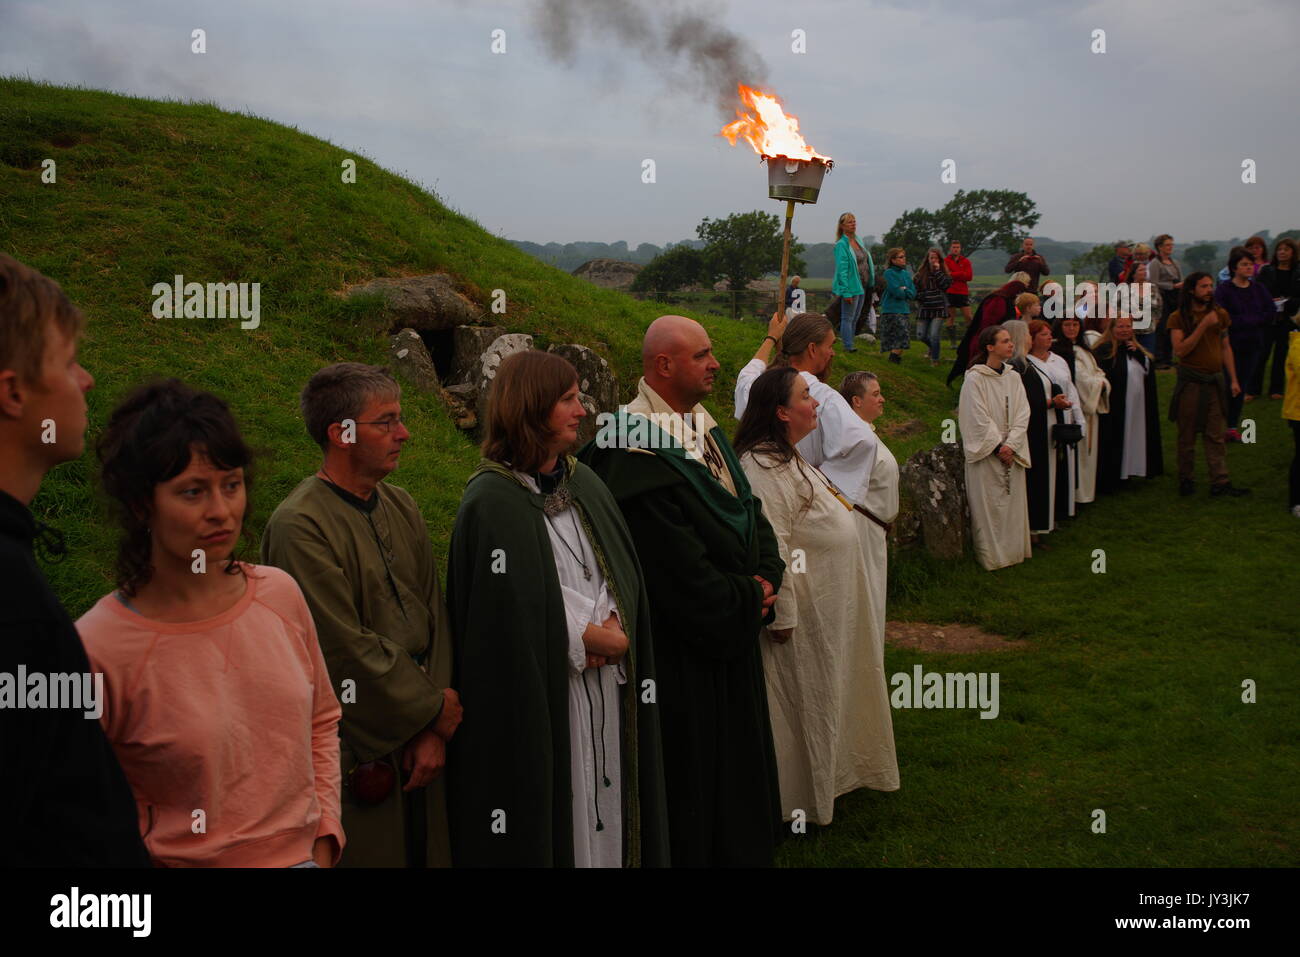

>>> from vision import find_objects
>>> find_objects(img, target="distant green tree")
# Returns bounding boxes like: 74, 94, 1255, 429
697, 211, 806, 292
933, 189, 1041, 255
1070, 242, 1118, 279
630, 245, 706, 293
1183, 243, 1219, 274
883, 189, 1041, 272
881, 208, 941, 272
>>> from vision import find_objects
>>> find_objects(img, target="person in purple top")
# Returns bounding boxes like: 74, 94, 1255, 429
1215, 245, 1277, 439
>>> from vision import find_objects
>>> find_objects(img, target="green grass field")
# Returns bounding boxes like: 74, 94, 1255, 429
3, 78, 1295, 866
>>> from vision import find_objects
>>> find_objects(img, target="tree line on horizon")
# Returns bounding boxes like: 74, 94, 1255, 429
511, 197, 1297, 288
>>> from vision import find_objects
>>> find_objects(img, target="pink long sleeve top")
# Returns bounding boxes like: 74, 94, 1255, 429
78, 564, 344, 867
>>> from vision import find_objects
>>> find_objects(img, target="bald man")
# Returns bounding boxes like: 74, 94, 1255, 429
580, 316, 786, 866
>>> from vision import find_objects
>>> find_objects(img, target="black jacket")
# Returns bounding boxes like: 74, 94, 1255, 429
0, 489, 149, 866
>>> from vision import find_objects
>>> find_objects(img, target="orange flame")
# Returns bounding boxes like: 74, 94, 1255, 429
720, 84, 831, 163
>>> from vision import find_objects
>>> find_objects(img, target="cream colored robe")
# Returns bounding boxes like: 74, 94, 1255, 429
855, 422, 898, 715
741, 450, 899, 826
1071, 346, 1110, 504
959, 363, 1032, 571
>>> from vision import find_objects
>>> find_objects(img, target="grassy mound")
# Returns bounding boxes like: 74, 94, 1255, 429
0, 77, 955, 612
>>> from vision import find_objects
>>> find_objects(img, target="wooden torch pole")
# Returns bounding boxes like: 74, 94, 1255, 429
777, 199, 795, 316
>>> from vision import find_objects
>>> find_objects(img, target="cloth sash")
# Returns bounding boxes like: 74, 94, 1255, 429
1168, 364, 1227, 434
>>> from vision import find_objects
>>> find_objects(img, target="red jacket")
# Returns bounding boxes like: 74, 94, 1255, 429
945, 255, 973, 295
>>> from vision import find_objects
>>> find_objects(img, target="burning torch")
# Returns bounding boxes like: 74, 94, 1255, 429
721, 85, 833, 313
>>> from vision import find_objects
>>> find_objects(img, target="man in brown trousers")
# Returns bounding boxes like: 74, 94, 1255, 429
1167, 272, 1250, 497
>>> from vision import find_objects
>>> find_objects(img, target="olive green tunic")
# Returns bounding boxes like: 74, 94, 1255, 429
262, 476, 452, 867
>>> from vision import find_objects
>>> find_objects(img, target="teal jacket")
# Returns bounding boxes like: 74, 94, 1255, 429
833, 235, 872, 297
880, 264, 916, 314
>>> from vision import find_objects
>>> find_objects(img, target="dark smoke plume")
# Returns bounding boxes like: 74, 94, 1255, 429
533, 0, 768, 117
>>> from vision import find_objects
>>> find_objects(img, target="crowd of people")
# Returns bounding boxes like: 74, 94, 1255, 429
3, 253, 904, 869
949, 235, 1300, 570
3, 223, 1297, 868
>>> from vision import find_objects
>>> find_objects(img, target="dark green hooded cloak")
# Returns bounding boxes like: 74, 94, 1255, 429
580, 410, 786, 866
446, 455, 670, 867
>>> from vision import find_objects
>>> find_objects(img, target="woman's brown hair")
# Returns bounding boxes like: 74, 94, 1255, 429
774, 313, 834, 367
481, 350, 580, 473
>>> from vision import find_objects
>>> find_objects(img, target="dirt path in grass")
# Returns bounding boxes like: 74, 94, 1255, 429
885, 621, 1027, 653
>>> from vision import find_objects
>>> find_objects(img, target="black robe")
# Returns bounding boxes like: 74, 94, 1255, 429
446, 457, 670, 867
1019, 360, 1061, 532
580, 416, 786, 867
0, 490, 150, 867
1095, 344, 1165, 494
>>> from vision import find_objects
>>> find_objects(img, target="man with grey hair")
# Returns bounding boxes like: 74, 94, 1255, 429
580, 316, 786, 866
262, 362, 461, 867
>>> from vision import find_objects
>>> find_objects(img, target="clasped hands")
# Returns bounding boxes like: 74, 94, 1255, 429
402, 686, 463, 792
582, 612, 629, 670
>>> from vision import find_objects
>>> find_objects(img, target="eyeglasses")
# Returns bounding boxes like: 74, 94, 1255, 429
354, 414, 404, 433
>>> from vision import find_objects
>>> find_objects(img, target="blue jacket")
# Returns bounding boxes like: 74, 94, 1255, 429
880, 264, 916, 314
833, 235, 870, 297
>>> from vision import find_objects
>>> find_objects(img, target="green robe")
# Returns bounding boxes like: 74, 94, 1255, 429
261, 476, 452, 867
446, 456, 670, 867
580, 413, 786, 866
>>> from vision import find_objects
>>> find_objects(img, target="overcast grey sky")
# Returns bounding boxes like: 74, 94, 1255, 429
3, 0, 1296, 248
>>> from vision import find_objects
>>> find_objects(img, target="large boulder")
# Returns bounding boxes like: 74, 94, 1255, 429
547, 343, 619, 445
348, 274, 481, 331
897, 441, 968, 559
572, 259, 641, 290
475, 333, 535, 428
388, 328, 441, 393
449, 324, 506, 386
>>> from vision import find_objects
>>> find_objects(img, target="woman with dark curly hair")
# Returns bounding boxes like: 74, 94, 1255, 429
76, 379, 344, 868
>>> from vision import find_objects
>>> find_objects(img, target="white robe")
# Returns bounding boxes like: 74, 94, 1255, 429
735, 358, 879, 505
740, 450, 899, 825
516, 471, 624, 868
1070, 346, 1110, 504
1119, 355, 1150, 479
1029, 352, 1085, 521
959, 363, 1032, 571
856, 423, 898, 715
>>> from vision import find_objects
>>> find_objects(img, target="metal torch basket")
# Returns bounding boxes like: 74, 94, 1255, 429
765, 156, 832, 204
